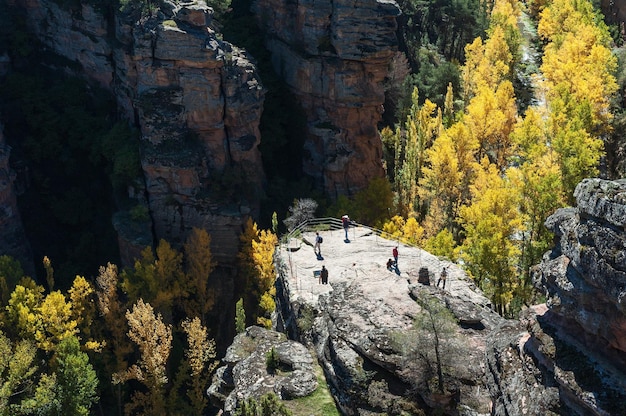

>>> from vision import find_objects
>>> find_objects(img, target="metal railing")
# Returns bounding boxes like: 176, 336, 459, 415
280, 217, 422, 250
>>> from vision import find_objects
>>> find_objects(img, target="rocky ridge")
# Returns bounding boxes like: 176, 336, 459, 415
252, 0, 401, 197
211, 226, 505, 415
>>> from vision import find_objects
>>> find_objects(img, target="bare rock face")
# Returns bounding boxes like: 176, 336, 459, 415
485, 178, 626, 416
15, 0, 113, 88
0, 124, 34, 276
252, 0, 400, 197
208, 325, 318, 415
115, 5, 265, 260
543, 178, 626, 367
17, 0, 265, 263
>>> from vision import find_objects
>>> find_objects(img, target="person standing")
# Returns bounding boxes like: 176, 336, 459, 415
437, 266, 448, 289
392, 246, 398, 266
342, 215, 350, 241
321, 265, 329, 285
314, 232, 322, 255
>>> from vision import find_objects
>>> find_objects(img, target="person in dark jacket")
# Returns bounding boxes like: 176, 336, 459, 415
321, 265, 329, 284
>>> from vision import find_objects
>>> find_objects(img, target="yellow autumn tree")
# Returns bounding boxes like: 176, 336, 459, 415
121, 240, 185, 321
237, 217, 260, 325
37, 291, 78, 352
69, 275, 100, 351
395, 88, 441, 216
183, 228, 216, 325
252, 229, 278, 328
420, 121, 480, 239
382, 215, 405, 241
510, 109, 565, 278
458, 161, 525, 316
5, 279, 45, 341
465, 81, 517, 169
113, 299, 172, 416
176, 317, 218, 415
537, 0, 616, 202
95, 263, 131, 416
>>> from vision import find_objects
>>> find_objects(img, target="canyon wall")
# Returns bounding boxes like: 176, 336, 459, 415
15, 0, 265, 263
252, 0, 400, 197
0, 123, 34, 276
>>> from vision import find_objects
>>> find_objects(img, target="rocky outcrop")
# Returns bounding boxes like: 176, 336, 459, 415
252, 0, 400, 197
486, 178, 626, 416
15, 0, 265, 263
267, 228, 505, 415
211, 183, 626, 414
0, 124, 34, 276
114, 4, 265, 260
208, 325, 318, 415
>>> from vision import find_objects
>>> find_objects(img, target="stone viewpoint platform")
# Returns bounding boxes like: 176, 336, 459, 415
279, 224, 489, 310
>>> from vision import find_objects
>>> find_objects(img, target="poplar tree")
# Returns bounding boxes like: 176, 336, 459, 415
180, 317, 218, 414
459, 161, 524, 315
183, 228, 216, 325
253, 230, 278, 328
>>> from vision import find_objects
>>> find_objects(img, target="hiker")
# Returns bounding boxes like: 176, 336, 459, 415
321, 265, 329, 285
342, 215, 350, 240
314, 232, 323, 255
437, 266, 447, 289
392, 246, 398, 266
386, 258, 394, 271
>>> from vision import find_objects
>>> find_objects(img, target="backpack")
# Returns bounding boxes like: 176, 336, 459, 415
318, 236, 323, 244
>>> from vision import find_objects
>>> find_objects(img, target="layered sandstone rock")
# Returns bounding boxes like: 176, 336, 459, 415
252, 0, 401, 197
486, 178, 626, 415
17, 0, 265, 263
114, 4, 265, 259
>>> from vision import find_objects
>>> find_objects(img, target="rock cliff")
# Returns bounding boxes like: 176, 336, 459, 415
0, 123, 34, 276
15, 0, 265, 263
252, 0, 401, 197
486, 178, 626, 415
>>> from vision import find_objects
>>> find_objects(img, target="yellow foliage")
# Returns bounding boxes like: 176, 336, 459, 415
403, 218, 424, 245
183, 228, 216, 323
459, 161, 525, 314
114, 299, 171, 389
382, 215, 405, 239
181, 317, 217, 377
6, 283, 44, 341
37, 291, 78, 352
252, 229, 278, 295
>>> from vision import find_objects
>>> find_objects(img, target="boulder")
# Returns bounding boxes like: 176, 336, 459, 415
208, 326, 318, 415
